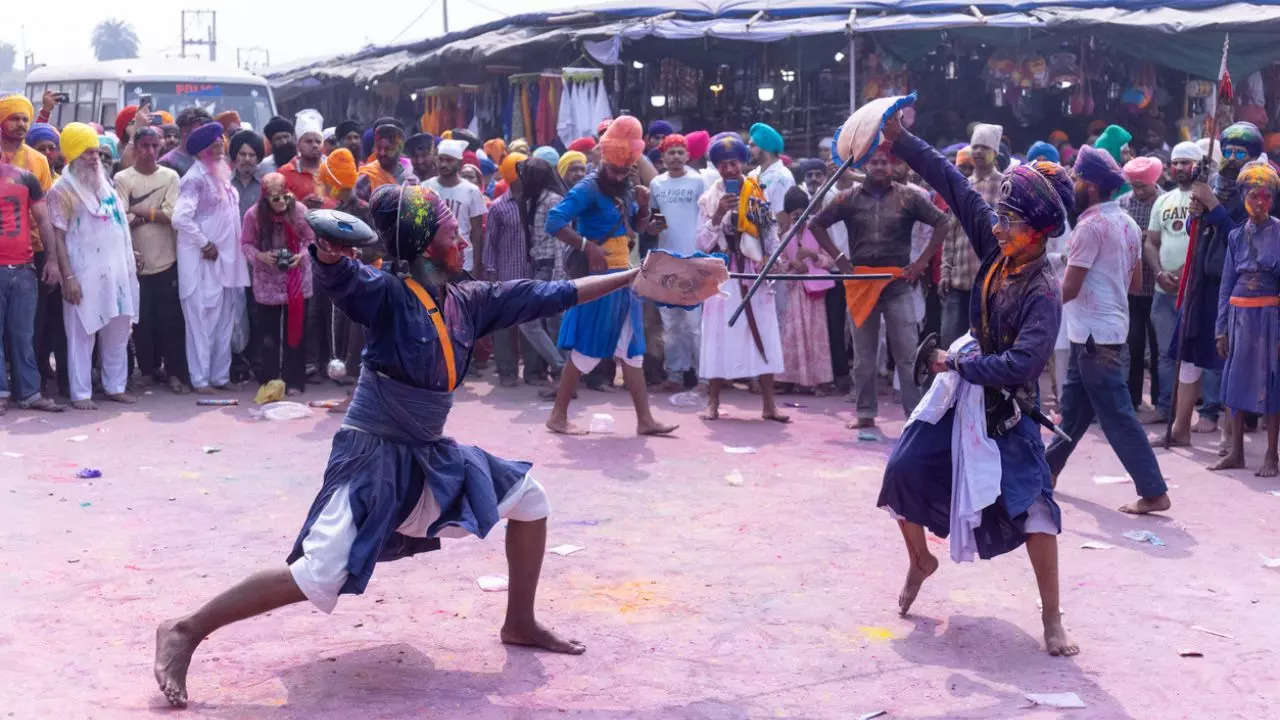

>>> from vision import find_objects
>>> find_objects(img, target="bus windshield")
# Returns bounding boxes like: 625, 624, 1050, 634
125, 81, 274, 132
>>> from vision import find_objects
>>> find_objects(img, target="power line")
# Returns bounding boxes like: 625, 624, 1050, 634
388, 0, 441, 45
468, 0, 509, 19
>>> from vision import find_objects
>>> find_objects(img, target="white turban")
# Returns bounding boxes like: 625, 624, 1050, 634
438, 139, 467, 160
1171, 141, 1203, 162
295, 109, 324, 140
970, 123, 1003, 151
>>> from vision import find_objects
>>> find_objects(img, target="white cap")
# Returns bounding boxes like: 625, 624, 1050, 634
970, 123, 1003, 151
438, 139, 467, 159
295, 109, 324, 140
1171, 141, 1203, 162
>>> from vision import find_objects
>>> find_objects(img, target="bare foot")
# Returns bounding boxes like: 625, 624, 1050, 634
747, 381, 762, 395
71, 399, 98, 410
191, 386, 215, 396
657, 380, 683, 393
1043, 613, 1080, 657
846, 418, 877, 431
637, 420, 678, 436
154, 619, 200, 708
1193, 417, 1218, 433
500, 620, 586, 655
1256, 455, 1279, 478
1218, 442, 1230, 457
1118, 493, 1172, 514
545, 417, 588, 435
1150, 433, 1190, 448
899, 551, 939, 616
701, 404, 721, 421
106, 393, 137, 404
762, 410, 791, 423
1209, 452, 1246, 471
167, 378, 189, 395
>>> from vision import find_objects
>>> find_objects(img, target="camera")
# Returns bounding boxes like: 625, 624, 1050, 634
274, 248, 294, 271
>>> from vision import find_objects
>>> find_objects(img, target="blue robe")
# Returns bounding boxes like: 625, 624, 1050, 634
877, 133, 1062, 559
286, 252, 578, 596
1169, 203, 1232, 371
1217, 217, 1280, 414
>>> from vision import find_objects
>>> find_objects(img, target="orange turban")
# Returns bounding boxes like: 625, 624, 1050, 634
658, 133, 687, 153
215, 110, 241, 131
320, 148, 358, 191
955, 146, 973, 166
155, 110, 174, 125
599, 115, 644, 167
483, 138, 507, 166
500, 152, 527, 185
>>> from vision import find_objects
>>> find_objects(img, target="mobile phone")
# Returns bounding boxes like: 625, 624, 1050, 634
651, 210, 665, 224
724, 178, 742, 195
52, 92, 70, 103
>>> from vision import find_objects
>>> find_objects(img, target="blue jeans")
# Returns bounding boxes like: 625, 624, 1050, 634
1198, 368, 1223, 422
1046, 340, 1168, 499
1151, 291, 1178, 416
940, 287, 971, 347
0, 265, 42, 403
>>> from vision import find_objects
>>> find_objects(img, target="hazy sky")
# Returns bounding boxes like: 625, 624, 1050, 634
8, 0, 583, 72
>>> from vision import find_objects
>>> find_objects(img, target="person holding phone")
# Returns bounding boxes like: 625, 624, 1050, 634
648, 133, 706, 391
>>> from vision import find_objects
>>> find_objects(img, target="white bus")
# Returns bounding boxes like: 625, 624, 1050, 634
24, 58, 277, 133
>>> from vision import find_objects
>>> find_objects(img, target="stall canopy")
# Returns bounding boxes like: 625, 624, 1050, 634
267, 0, 1280, 98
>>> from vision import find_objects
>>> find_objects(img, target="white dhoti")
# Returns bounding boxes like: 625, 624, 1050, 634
63, 309, 132, 401
698, 279, 785, 379
182, 287, 238, 389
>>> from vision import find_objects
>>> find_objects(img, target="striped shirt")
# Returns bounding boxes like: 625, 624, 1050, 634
529, 191, 568, 281
482, 193, 532, 282
1117, 190, 1157, 296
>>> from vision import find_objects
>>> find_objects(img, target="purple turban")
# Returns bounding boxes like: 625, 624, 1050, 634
998, 160, 1074, 238
26, 123, 60, 147
1074, 144, 1126, 197
186, 122, 225, 156
708, 135, 750, 165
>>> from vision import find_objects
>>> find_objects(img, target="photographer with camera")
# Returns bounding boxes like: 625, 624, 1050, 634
241, 173, 315, 396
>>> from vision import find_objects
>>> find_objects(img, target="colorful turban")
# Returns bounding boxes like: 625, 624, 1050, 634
215, 110, 241, 131
97, 134, 119, 161
1074, 144, 1126, 196
1171, 141, 1203, 162
532, 146, 560, 166
483, 138, 507, 166
1026, 141, 1059, 164
368, 183, 458, 262
26, 123, 59, 147
647, 120, 674, 137
1094, 125, 1132, 165
599, 115, 645, 166
1123, 156, 1163, 186
685, 130, 710, 160
320, 148, 358, 191
955, 146, 973, 166
557, 150, 586, 178
748, 123, 784, 154
509, 137, 530, 154
1237, 159, 1280, 191
500, 152, 527, 184
708, 135, 750, 165
999, 160, 1074, 237
114, 105, 139, 141
187, 122, 225, 156
1048, 130, 1069, 148
60, 123, 99, 164
568, 137, 596, 154
1221, 121, 1263, 157
657, 133, 687, 154
710, 131, 739, 146
0, 95, 34, 123
438, 139, 467, 160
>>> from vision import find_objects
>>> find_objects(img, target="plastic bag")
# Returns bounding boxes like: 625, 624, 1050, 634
254, 379, 286, 405
260, 401, 313, 421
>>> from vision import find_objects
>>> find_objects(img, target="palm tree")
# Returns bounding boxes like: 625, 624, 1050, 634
91, 19, 140, 61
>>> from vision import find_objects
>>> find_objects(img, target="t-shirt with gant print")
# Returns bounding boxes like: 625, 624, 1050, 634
1148, 187, 1192, 281
0, 164, 44, 265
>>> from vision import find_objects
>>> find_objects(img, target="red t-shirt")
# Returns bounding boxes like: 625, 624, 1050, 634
0, 164, 44, 265
279, 157, 335, 210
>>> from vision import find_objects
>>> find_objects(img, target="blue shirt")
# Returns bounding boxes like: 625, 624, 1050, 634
546, 173, 637, 241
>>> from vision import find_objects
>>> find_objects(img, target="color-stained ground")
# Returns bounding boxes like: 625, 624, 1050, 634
2, 378, 1278, 719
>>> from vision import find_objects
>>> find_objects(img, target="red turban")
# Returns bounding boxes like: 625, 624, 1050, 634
657, 134, 687, 153
568, 137, 596, 153
114, 106, 139, 141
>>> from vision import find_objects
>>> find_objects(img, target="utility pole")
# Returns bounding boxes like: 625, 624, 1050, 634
180, 10, 218, 62
236, 47, 270, 72
443, 0, 449, 33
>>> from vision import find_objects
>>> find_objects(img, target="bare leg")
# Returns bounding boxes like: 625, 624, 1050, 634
500, 518, 586, 654
546, 362, 587, 435
702, 378, 725, 420
1259, 413, 1280, 477
1025, 533, 1079, 656
621, 363, 677, 436
896, 519, 938, 616
759, 374, 790, 423
1168, 379, 1199, 445
154, 568, 306, 707
1210, 410, 1246, 471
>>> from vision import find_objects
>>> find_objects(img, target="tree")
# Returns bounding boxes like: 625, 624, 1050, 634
91, 19, 140, 61
0, 42, 15, 74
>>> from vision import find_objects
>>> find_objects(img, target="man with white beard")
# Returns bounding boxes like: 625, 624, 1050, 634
45, 123, 140, 410
172, 122, 250, 394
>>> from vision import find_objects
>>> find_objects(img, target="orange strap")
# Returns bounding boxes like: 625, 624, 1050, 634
404, 278, 457, 391
1229, 295, 1280, 308
842, 266, 905, 328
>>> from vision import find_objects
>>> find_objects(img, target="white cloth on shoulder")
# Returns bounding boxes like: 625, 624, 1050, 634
905, 332, 1002, 563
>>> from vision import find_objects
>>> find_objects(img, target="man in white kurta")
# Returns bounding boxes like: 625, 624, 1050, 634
46, 126, 140, 409
172, 124, 250, 393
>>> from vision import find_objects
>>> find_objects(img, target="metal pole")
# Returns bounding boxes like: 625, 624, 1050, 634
729, 272, 894, 281
848, 35, 856, 114
728, 150, 859, 327
209, 11, 217, 62
443, 0, 450, 33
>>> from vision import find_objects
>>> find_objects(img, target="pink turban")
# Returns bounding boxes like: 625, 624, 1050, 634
1123, 156, 1163, 186
685, 130, 711, 160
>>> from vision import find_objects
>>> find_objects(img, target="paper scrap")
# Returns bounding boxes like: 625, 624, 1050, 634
723, 445, 757, 454
1093, 475, 1129, 485
1178, 649, 1203, 657
477, 574, 509, 592
67, 435, 88, 442
725, 470, 745, 487
1262, 555, 1280, 569
1080, 541, 1115, 550
75, 468, 102, 479
1024, 692, 1086, 709
858, 712, 887, 720
1122, 530, 1165, 547
202, 445, 221, 454
857, 430, 879, 442
1, 451, 23, 458
1269, 490, 1280, 497
1190, 625, 1234, 639
549, 544, 584, 556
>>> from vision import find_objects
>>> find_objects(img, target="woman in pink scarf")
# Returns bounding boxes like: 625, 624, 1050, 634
241, 173, 316, 395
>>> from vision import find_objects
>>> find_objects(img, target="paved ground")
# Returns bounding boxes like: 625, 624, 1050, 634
2, 375, 1279, 719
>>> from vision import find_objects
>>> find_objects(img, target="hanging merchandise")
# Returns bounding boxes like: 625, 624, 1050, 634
419, 86, 482, 137
557, 67, 612, 146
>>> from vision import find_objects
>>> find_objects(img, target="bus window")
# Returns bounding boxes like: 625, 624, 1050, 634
125, 82, 274, 133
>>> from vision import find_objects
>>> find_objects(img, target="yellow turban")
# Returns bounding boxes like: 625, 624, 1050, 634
320, 148, 358, 191
60, 122, 100, 164
499, 152, 527, 185
557, 150, 587, 178
0, 95, 34, 123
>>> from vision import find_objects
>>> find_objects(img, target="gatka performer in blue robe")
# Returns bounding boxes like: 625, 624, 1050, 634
153, 184, 653, 708
875, 114, 1081, 657
1211, 160, 1280, 477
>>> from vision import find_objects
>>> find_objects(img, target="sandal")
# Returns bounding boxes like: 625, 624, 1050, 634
20, 396, 64, 412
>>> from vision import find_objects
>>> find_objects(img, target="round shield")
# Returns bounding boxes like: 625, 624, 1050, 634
912, 332, 940, 388
305, 209, 378, 247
